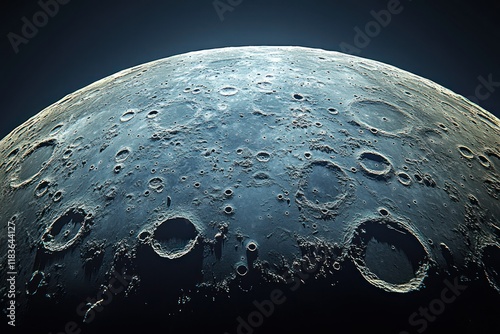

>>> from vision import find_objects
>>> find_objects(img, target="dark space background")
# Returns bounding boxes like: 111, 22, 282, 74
1, 0, 499, 140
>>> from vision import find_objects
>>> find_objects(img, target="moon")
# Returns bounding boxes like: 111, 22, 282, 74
1, 46, 499, 333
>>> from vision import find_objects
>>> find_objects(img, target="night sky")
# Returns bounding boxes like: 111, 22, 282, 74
1, 0, 499, 139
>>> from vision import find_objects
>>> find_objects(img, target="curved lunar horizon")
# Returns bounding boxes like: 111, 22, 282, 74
1, 46, 499, 333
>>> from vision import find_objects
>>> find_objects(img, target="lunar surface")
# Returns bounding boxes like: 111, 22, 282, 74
1, 46, 499, 333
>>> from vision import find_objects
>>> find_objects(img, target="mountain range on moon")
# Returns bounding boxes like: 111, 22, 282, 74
0, 46, 499, 333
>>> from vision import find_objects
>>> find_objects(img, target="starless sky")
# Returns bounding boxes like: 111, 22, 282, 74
1, 0, 499, 139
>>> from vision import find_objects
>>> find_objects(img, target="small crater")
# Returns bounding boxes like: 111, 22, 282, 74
53, 190, 63, 202
256, 81, 273, 93
223, 205, 234, 215
26, 271, 47, 296
7, 148, 19, 161
147, 110, 159, 119
437, 123, 448, 131
358, 151, 393, 179
293, 93, 304, 100
397, 172, 412, 186
42, 207, 91, 252
114, 164, 123, 174
378, 208, 389, 216
138, 231, 151, 242
246, 240, 258, 252
327, 107, 338, 115
105, 187, 117, 200
478, 155, 491, 168
148, 177, 165, 193
63, 149, 73, 160
49, 124, 64, 136
236, 262, 248, 276
120, 110, 136, 122
256, 151, 271, 162
70, 137, 84, 148
219, 86, 238, 96
115, 147, 131, 162
34, 180, 50, 198
458, 145, 474, 159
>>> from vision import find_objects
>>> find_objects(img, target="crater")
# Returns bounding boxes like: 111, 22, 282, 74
256, 81, 273, 93
236, 262, 249, 276
26, 270, 46, 296
358, 151, 393, 179
148, 177, 165, 193
42, 207, 91, 252
349, 99, 411, 135
149, 217, 199, 259
223, 205, 234, 215
327, 107, 338, 115
256, 151, 271, 162
7, 148, 19, 159
49, 124, 64, 136
296, 160, 352, 214
477, 155, 491, 168
115, 147, 132, 162
120, 110, 136, 122
147, 110, 159, 119
348, 218, 430, 293
396, 171, 412, 186
14, 139, 56, 187
62, 149, 73, 160
34, 180, 51, 198
219, 86, 238, 96
458, 145, 474, 159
